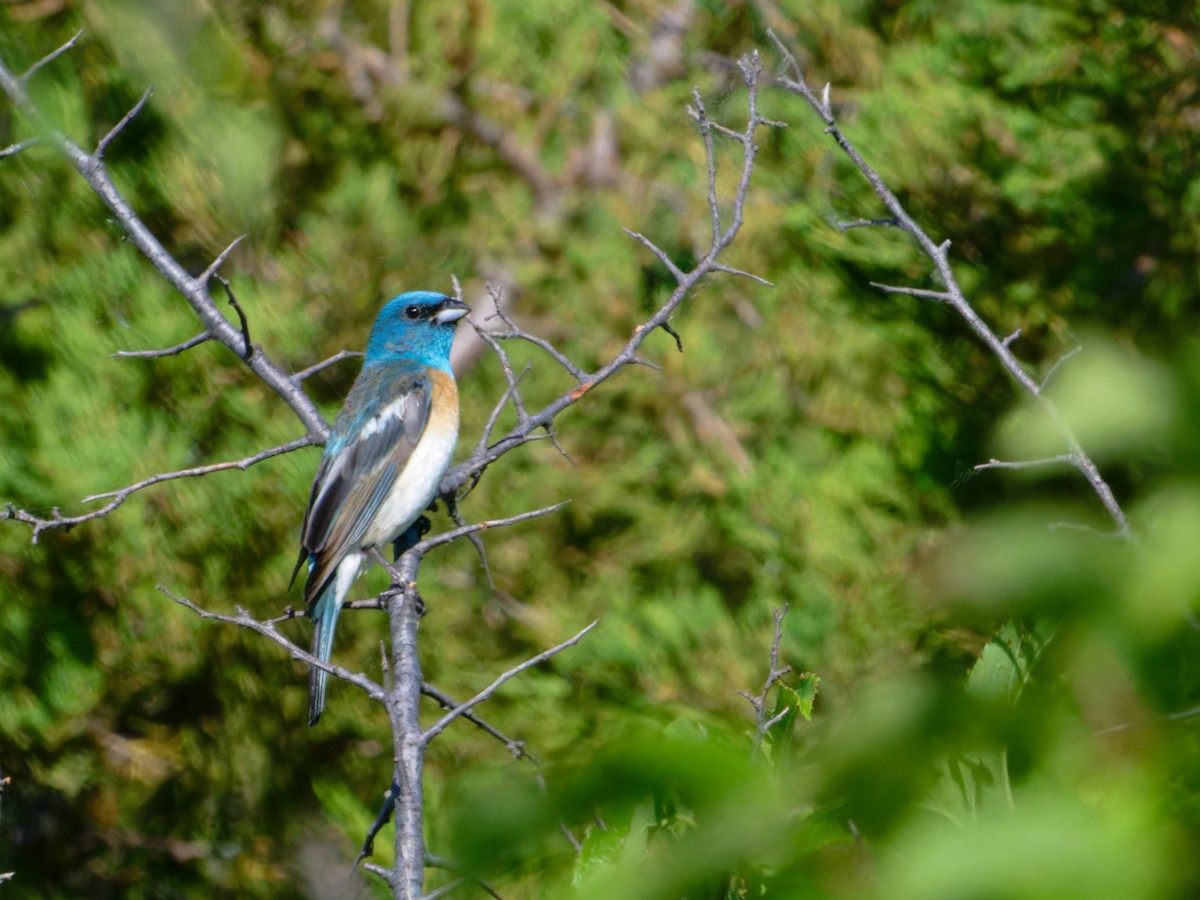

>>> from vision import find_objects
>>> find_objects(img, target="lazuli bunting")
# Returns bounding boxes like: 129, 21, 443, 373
292, 291, 470, 725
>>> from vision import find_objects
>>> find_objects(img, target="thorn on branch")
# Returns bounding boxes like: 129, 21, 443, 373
19, 30, 84, 83
660, 321, 683, 352
199, 234, 247, 286
1002, 328, 1022, 348
561, 822, 584, 853
623, 228, 685, 283
215, 275, 253, 361
95, 87, 153, 159
546, 426, 575, 466
1041, 345, 1082, 389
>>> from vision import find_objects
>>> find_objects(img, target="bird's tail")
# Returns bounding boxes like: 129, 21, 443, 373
307, 575, 347, 727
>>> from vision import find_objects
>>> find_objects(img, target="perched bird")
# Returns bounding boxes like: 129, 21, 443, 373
292, 291, 470, 725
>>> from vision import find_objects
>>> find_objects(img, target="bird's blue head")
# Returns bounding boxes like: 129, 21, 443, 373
364, 291, 470, 372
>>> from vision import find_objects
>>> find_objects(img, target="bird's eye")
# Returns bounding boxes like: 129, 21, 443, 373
404, 305, 422, 320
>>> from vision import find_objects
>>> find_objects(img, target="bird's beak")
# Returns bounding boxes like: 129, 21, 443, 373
433, 298, 471, 325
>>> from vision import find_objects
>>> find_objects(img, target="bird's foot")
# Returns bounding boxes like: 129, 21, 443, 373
382, 582, 425, 616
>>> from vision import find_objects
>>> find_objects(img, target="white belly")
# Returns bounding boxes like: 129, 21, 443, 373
360, 419, 458, 549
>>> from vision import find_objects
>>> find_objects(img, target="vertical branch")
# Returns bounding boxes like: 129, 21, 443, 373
386, 555, 427, 900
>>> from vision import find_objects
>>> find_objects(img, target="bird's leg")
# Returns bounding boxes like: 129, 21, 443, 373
355, 778, 400, 865
385, 516, 431, 615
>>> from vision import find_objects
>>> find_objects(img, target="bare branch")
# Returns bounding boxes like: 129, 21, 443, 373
159, 586, 387, 703
110, 330, 211, 359
770, 30, 1130, 538
442, 53, 775, 498
422, 682, 539, 763
1, 436, 319, 542
95, 87, 152, 158
473, 357, 532, 455
0, 51, 329, 441
738, 604, 794, 744
82, 436, 317, 504
481, 300, 588, 382
690, 87, 722, 248
422, 620, 598, 745
1047, 521, 1129, 538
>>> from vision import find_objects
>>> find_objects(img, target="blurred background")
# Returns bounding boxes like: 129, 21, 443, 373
1, 1, 1199, 897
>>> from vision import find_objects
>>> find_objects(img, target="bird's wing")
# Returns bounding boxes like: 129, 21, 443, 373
295, 364, 432, 605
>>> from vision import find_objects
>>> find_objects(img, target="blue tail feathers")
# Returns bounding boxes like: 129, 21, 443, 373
308, 583, 344, 726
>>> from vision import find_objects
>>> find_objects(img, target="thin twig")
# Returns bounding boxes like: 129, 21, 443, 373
412, 501, 572, 555
293, 349, 364, 382
422, 620, 598, 745
869, 282, 953, 301
82, 436, 317, 503
974, 455, 1073, 472
0, 136, 39, 159
159, 586, 387, 703
3, 435, 317, 543
110, 330, 211, 359
837, 217, 898, 230
422, 682, 538, 763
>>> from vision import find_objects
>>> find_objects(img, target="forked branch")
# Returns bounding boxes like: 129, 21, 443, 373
767, 30, 1129, 537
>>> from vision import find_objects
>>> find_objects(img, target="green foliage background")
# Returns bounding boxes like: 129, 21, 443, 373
2, 1, 1199, 897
